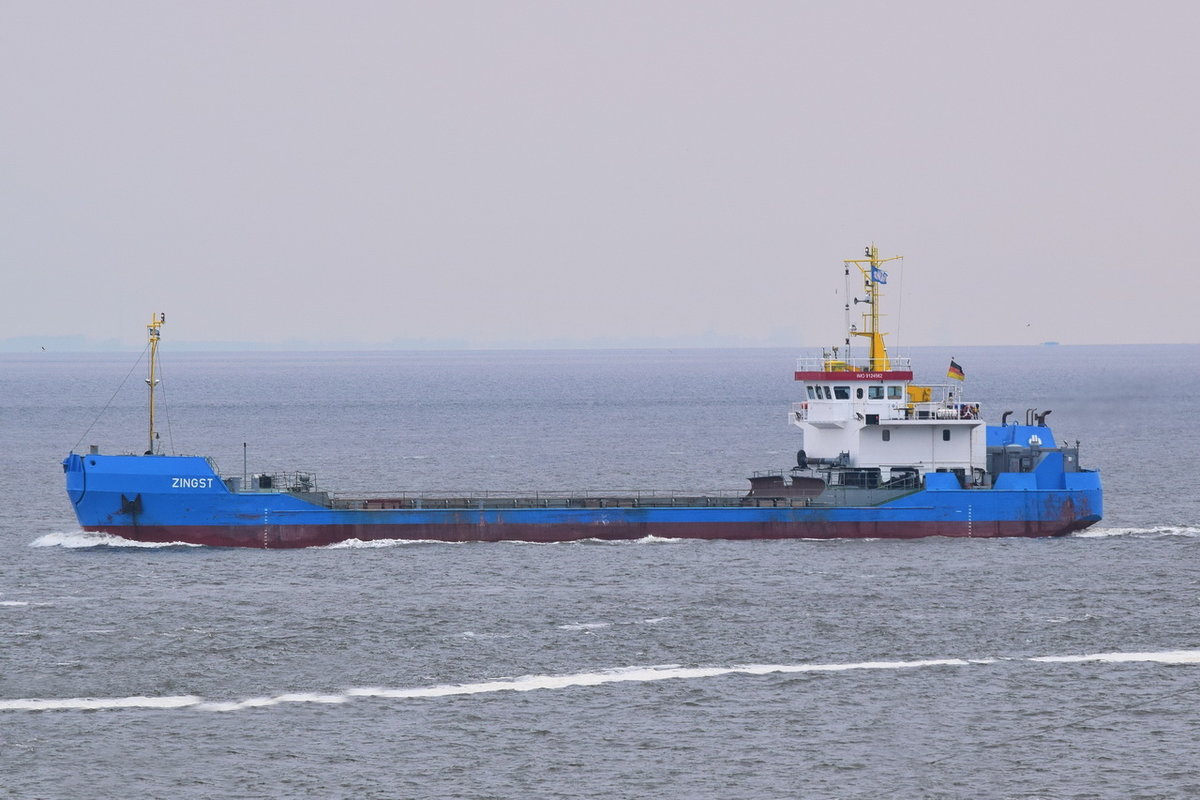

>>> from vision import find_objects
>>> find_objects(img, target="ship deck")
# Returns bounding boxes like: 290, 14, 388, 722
312, 486, 923, 511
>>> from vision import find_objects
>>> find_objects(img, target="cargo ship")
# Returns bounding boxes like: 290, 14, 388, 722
62, 247, 1102, 547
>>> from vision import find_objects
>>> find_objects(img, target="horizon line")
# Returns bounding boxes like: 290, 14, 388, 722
3, 338, 1197, 354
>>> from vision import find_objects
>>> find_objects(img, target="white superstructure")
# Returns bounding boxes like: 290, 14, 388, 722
788, 248, 987, 488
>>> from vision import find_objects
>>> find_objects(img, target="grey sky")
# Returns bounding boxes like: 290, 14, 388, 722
3, 1, 1196, 349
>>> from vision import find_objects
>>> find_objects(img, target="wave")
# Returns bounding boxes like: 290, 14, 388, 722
320, 537, 461, 549
460, 631, 514, 640
1029, 649, 1200, 665
197, 693, 349, 712
558, 617, 670, 631
322, 535, 694, 549
27, 527, 1200, 552
0, 695, 202, 712
29, 531, 201, 549
1073, 526, 1200, 539
4, 647, 1198, 715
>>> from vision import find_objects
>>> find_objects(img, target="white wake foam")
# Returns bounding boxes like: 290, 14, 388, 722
4, 648, 1196, 714
1029, 649, 1200, 665
1073, 526, 1200, 539
29, 531, 200, 549
0, 695, 202, 711
323, 535, 694, 549
197, 693, 349, 712
557, 617, 671, 631
28, 527, 1200, 549
321, 537, 458, 549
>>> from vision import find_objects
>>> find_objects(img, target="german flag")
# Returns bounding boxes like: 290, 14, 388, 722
947, 359, 965, 381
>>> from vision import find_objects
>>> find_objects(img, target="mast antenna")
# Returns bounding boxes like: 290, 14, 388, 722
146, 312, 165, 454
844, 245, 902, 370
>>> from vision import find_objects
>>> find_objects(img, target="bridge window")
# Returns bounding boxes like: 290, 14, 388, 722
856, 387, 864, 399
868, 386, 884, 399
942, 429, 951, 441
806, 386, 816, 399
887, 386, 904, 399
834, 386, 850, 400
823, 386, 833, 399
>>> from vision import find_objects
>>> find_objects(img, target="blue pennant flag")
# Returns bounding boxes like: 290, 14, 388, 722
870, 265, 888, 284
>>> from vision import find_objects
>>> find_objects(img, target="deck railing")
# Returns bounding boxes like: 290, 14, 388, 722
791, 395, 981, 422
795, 356, 913, 373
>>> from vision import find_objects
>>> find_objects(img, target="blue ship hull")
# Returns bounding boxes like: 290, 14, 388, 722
67, 259, 1102, 548
62, 444, 1102, 548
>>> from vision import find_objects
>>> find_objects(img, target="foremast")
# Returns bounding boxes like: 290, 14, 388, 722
146, 312, 165, 455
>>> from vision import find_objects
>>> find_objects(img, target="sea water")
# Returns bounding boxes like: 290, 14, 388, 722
1, 345, 1198, 799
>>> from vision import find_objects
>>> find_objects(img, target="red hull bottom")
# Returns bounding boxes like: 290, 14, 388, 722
87, 518, 1096, 549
